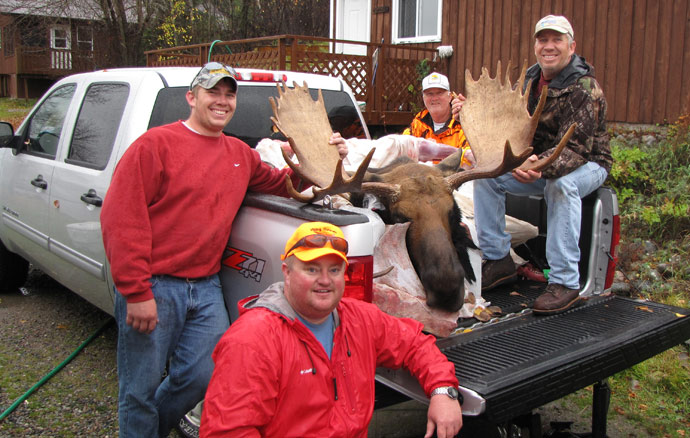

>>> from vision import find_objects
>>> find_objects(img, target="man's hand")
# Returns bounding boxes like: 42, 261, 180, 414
425, 395, 463, 438
451, 92, 466, 122
512, 154, 542, 183
329, 132, 348, 159
126, 299, 158, 334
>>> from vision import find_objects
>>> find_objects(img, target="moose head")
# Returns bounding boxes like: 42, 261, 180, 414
269, 61, 573, 312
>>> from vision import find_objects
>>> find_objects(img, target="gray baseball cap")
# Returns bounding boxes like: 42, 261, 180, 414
190, 62, 238, 91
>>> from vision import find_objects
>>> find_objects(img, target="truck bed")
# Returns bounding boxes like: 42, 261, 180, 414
377, 291, 690, 424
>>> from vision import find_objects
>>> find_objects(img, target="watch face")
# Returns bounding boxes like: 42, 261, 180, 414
447, 387, 459, 399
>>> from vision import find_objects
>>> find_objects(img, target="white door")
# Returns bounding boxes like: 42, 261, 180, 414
334, 0, 371, 55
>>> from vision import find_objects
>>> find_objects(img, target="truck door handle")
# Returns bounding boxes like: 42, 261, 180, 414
31, 175, 48, 190
80, 189, 103, 207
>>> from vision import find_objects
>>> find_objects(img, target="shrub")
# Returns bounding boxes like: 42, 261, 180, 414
609, 115, 690, 240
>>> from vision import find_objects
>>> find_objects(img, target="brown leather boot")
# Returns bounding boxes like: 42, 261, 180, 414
481, 254, 517, 291
533, 284, 582, 315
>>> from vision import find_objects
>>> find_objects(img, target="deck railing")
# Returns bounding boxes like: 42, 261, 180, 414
12, 46, 98, 76
146, 35, 447, 127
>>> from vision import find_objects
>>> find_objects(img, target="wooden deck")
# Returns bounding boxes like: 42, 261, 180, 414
3, 46, 98, 78
146, 35, 447, 128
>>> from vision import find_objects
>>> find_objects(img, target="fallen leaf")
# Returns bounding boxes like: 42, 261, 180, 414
57, 324, 68, 329
675, 313, 687, 318
636, 305, 653, 313
677, 430, 685, 437
614, 406, 625, 415
638, 403, 647, 411
510, 291, 526, 297
520, 303, 528, 307
473, 307, 492, 322
630, 379, 641, 391
487, 306, 502, 315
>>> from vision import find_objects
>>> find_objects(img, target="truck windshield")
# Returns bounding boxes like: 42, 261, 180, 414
148, 85, 366, 147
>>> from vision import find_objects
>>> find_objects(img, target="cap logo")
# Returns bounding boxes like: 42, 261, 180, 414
209, 67, 231, 76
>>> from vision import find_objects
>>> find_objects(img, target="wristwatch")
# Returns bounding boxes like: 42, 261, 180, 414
430, 386, 462, 403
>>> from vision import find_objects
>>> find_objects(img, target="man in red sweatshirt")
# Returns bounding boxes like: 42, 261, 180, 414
101, 63, 343, 437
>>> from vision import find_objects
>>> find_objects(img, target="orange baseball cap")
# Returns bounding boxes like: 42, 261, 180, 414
281, 222, 349, 264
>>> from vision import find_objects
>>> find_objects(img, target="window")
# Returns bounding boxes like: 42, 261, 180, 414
392, 0, 442, 44
23, 84, 76, 157
149, 85, 367, 147
3, 26, 15, 56
67, 83, 130, 169
77, 27, 93, 52
50, 26, 71, 50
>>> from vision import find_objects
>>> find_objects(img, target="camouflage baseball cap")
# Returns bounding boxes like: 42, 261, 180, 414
190, 62, 238, 91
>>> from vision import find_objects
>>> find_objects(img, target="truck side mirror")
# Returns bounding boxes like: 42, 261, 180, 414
0, 122, 18, 149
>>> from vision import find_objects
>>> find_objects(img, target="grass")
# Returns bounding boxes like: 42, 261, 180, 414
0, 97, 36, 127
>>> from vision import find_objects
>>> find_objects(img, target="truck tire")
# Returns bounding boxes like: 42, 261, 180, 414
177, 401, 202, 438
0, 241, 29, 292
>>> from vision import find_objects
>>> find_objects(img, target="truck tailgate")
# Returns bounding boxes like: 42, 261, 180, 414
377, 295, 690, 423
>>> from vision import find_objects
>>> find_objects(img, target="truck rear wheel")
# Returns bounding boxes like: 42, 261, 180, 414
0, 241, 29, 292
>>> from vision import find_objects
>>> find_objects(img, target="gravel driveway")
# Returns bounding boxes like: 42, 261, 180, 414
0, 269, 118, 437
0, 269, 656, 438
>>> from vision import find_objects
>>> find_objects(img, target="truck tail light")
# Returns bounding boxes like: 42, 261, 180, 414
604, 214, 621, 289
344, 255, 373, 303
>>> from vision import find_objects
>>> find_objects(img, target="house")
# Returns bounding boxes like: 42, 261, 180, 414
333, 0, 690, 125
0, 1, 111, 98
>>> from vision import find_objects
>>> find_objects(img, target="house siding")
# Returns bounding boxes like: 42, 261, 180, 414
368, 0, 690, 125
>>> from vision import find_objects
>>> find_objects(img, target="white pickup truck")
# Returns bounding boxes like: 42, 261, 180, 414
1, 67, 688, 438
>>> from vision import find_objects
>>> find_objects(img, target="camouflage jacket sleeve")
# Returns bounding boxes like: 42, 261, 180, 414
534, 77, 609, 179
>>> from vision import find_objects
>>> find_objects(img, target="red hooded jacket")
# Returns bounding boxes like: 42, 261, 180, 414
200, 283, 459, 437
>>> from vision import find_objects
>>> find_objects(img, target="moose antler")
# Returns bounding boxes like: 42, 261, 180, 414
269, 81, 373, 203
445, 60, 572, 189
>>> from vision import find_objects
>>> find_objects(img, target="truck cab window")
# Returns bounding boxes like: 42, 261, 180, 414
24, 84, 76, 158
148, 86, 367, 148
67, 83, 129, 169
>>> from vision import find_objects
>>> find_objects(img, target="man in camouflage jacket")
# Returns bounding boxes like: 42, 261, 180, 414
471, 15, 613, 315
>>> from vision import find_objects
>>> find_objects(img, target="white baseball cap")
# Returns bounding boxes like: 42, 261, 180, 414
422, 72, 450, 91
534, 15, 574, 39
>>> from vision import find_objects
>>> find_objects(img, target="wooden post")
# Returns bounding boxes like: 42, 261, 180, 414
279, 37, 287, 71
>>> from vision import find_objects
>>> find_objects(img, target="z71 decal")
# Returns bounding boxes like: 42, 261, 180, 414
222, 247, 266, 282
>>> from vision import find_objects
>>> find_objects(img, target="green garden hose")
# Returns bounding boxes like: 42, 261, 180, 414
0, 317, 114, 421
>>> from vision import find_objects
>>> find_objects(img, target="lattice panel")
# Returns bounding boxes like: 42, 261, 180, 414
216, 50, 280, 70
380, 58, 442, 112
293, 50, 369, 101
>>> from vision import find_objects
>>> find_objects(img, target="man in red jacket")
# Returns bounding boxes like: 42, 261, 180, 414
101, 63, 346, 437
200, 221, 463, 438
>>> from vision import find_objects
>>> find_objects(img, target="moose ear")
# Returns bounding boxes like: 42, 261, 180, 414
435, 149, 465, 176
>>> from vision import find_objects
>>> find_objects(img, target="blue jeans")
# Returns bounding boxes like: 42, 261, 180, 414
115, 275, 229, 438
473, 162, 608, 289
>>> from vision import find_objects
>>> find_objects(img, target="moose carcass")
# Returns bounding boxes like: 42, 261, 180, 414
269, 60, 573, 314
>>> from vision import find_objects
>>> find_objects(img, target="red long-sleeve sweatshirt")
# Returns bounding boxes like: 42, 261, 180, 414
101, 121, 298, 303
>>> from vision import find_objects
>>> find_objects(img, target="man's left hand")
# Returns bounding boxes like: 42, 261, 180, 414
425, 394, 463, 438
329, 132, 348, 159
512, 154, 542, 183
451, 93, 467, 122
